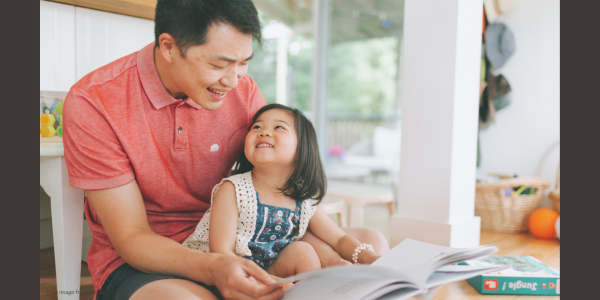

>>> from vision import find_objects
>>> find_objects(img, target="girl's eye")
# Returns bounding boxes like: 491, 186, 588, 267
252, 125, 261, 130
275, 126, 285, 130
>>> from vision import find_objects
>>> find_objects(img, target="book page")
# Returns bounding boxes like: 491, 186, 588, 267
412, 285, 443, 300
271, 239, 501, 299
271, 265, 409, 286
282, 276, 421, 300
372, 239, 498, 287
436, 264, 501, 272
434, 247, 496, 269
425, 266, 508, 288
375, 287, 424, 300
372, 239, 480, 269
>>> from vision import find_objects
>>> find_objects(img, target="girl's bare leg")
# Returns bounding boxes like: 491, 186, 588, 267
266, 241, 321, 278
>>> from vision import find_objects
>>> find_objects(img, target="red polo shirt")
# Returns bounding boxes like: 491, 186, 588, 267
63, 42, 266, 294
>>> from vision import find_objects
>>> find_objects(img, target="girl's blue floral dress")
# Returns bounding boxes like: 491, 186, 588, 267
246, 191, 302, 270
182, 171, 319, 265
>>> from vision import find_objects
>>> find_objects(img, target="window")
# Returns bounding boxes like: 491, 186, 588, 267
250, 0, 405, 185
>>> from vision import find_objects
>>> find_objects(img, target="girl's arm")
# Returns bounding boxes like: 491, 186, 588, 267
307, 204, 380, 264
208, 181, 240, 257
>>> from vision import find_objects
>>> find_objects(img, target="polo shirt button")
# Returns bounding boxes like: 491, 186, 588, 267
275, 225, 282, 231
270, 235, 276, 240
178, 127, 183, 134
277, 211, 283, 217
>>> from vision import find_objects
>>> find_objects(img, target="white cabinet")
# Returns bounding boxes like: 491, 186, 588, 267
75, 7, 155, 81
40, 1, 76, 92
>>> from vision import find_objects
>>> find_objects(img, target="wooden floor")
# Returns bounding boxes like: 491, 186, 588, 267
40, 231, 560, 300
40, 248, 95, 300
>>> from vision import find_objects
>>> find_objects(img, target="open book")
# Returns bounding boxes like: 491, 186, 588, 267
271, 239, 508, 300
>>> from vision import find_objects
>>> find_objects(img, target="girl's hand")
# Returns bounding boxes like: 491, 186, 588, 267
360, 253, 381, 265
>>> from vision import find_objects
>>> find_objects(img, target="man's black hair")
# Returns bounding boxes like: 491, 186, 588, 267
154, 0, 262, 56
232, 104, 327, 204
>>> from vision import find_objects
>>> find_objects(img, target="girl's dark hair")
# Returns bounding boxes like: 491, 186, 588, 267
154, 0, 262, 57
232, 104, 327, 204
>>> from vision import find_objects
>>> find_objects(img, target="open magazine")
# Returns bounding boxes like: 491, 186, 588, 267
271, 239, 508, 300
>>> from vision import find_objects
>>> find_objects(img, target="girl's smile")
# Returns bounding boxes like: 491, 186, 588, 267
255, 140, 274, 148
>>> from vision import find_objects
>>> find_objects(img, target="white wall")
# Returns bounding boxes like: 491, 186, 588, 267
40, 0, 76, 92
479, 0, 560, 206
75, 6, 155, 80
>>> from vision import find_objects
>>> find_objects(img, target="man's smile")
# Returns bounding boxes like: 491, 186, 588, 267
207, 87, 228, 95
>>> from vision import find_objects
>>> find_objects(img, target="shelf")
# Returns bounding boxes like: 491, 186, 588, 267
40, 90, 68, 99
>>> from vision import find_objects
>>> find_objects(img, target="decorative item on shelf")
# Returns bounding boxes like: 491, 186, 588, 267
55, 99, 64, 137
475, 174, 550, 233
528, 208, 559, 239
40, 109, 56, 138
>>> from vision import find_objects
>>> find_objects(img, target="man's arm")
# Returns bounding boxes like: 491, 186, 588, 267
86, 180, 284, 300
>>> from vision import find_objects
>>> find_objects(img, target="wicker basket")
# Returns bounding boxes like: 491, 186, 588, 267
475, 176, 550, 233
549, 163, 560, 214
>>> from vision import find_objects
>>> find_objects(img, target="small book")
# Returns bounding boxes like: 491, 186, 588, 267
271, 239, 508, 300
463, 256, 560, 296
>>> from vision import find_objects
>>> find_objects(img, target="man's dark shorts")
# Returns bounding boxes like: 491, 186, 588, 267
97, 263, 223, 300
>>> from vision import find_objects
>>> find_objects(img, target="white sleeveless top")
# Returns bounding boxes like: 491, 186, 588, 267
182, 171, 319, 257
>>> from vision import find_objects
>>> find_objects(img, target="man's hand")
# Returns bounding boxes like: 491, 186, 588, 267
209, 254, 285, 300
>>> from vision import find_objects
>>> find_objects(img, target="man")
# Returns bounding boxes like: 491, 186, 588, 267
64, 1, 388, 299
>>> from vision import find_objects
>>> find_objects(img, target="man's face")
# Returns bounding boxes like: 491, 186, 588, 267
168, 23, 254, 111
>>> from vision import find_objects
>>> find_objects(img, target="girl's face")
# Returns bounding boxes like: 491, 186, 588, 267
245, 109, 298, 168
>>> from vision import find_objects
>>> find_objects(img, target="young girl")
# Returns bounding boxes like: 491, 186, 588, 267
183, 104, 380, 279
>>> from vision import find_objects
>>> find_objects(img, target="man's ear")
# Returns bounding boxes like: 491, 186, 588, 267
157, 33, 178, 64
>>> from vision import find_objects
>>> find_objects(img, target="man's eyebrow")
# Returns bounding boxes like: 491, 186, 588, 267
214, 52, 254, 63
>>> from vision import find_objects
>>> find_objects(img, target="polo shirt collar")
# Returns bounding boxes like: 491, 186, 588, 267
137, 42, 204, 110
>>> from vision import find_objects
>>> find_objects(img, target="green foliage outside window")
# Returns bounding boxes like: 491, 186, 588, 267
247, 11, 399, 115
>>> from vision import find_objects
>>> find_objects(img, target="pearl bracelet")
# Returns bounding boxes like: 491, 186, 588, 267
352, 243, 374, 265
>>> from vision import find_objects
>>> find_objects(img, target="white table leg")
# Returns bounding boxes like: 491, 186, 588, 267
40, 157, 84, 300
349, 202, 365, 228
